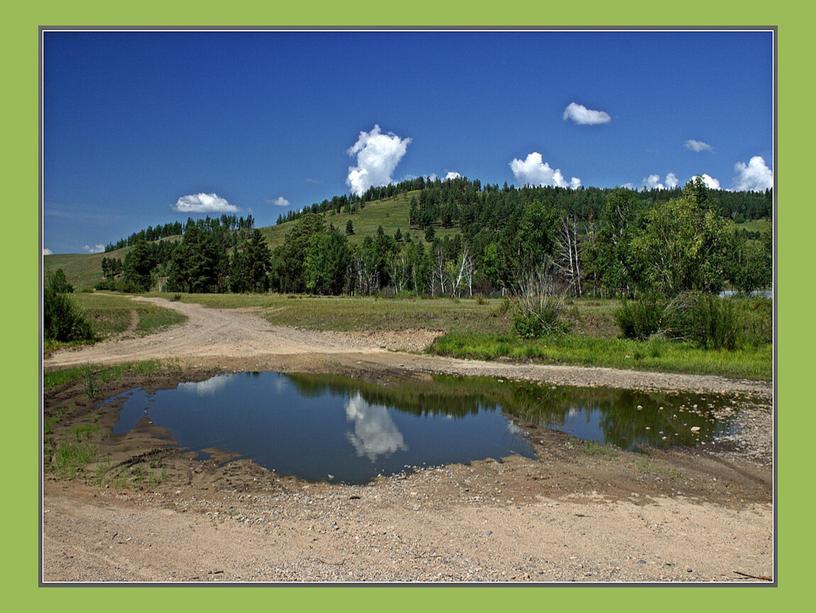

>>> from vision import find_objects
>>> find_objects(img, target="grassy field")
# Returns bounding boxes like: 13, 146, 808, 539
142, 291, 771, 380
45, 293, 187, 352
431, 331, 772, 380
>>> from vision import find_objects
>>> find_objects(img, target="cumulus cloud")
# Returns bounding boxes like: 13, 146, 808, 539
642, 174, 664, 190
43, 248, 53, 256
172, 192, 239, 214
562, 102, 611, 125
733, 156, 773, 191
444, 171, 461, 180
346, 124, 412, 196
510, 152, 581, 189
691, 173, 721, 190
685, 139, 713, 152
83, 244, 105, 254
270, 196, 290, 207
641, 172, 680, 190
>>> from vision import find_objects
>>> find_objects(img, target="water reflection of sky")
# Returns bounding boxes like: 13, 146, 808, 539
109, 372, 535, 483
106, 372, 738, 483
345, 393, 407, 461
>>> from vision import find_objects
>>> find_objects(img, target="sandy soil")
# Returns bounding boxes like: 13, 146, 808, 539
42, 296, 774, 583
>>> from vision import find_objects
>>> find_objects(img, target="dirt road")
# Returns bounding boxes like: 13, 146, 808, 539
45, 296, 771, 396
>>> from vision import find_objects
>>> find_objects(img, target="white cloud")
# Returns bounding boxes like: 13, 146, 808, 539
640, 172, 680, 189
83, 244, 105, 254
444, 171, 461, 180
346, 124, 412, 196
641, 172, 680, 190
172, 193, 239, 214
642, 174, 664, 190
510, 152, 581, 189
43, 248, 53, 256
685, 139, 713, 152
270, 196, 290, 207
733, 156, 773, 191
691, 173, 721, 190
562, 102, 611, 125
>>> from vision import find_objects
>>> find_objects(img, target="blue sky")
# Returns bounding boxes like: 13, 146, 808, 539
44, 30, 773, 253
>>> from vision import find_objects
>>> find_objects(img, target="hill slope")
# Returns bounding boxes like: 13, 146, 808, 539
46, 191, 456, 290
44, 247, 131, 291
258, 190, 458, 248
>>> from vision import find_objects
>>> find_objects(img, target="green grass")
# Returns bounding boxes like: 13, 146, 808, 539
430, 330, 772, 380
53, 441, 97, 478
44, 360, 168, 390
44, 293, 187, 352
259, 190, 459, 249
44, 247, 131, 292
735, 217, 772, 235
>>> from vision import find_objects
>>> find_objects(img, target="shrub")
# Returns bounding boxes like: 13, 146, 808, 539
615, 296, 666, 340
664, 292, 739, 350
43, 287, 94, 342
47, 269, 74, 293
512, 295, 570, 338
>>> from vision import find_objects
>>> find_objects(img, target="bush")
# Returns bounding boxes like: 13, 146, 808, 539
47, 269, 74, 293
44, 287, 94, 342
664, 292, 739, 350
512, 295, 570, 338
615, 296, 666, 340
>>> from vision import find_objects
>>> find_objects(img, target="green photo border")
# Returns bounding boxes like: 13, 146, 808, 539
3, 0, 811, 609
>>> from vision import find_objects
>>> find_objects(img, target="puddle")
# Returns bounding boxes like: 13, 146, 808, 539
109, 372, 739, 483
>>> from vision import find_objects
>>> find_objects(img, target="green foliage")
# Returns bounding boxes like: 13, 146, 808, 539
345, 219, 355, 235
629, 188, 730, 296
615, 296, 666, 340
47, 268, 74, 293
304, 227, 351, 295
663, 292, 740, 350
727, 231, 772, 294
122, 238, 157, 291
44, 281, 93, 342
270, 213, 326, 293
229, 229, 273, 293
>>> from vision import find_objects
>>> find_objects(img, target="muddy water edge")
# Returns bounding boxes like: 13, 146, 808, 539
44, 360, 772, 507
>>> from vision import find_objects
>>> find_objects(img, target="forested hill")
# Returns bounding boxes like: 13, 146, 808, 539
45, 177, 772, 295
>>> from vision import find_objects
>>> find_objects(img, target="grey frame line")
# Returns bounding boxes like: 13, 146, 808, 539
38, 25, 778, 588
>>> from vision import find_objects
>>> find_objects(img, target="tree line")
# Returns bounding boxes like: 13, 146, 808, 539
99, 178, 771, 299
104, 214, 256, 252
